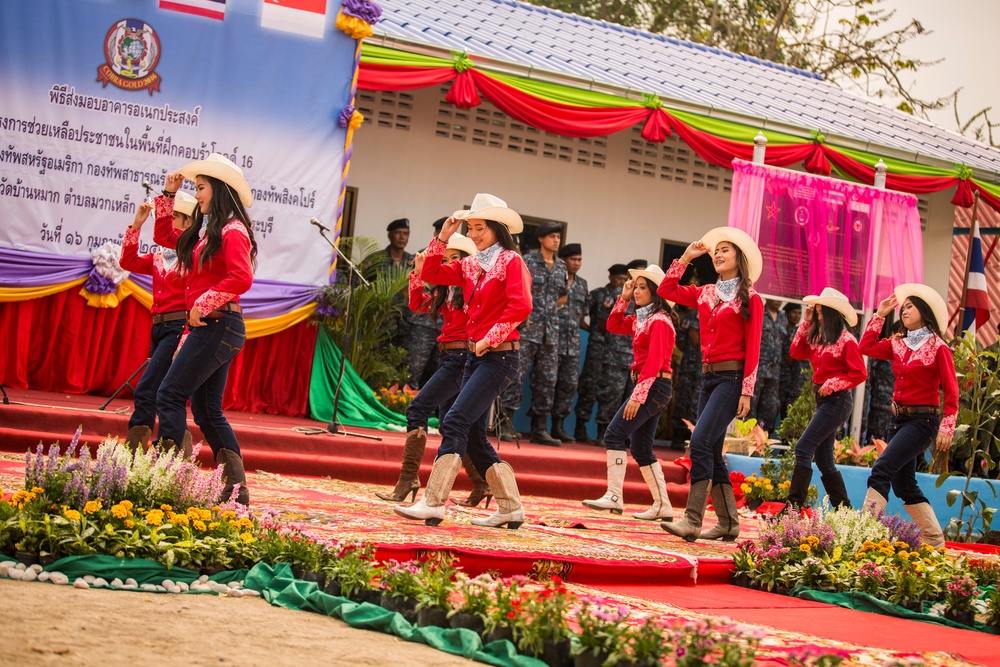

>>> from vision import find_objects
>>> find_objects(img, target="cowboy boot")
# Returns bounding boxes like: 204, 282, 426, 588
181, 430, 194, 460
904, 502, 946, 548
582, 450, 626, 514
863, 487, 888, 514
471, 461, 525, 529
394, 453, 462, 526
375, 428, 427, 502
821, 471, 852, 509
124, 425, 151, 453
530, 415, 561, 447
661, 480, 711, 542
455, 455, 493, 508
594, 423, 609, 447
700, 484, 741, 541
574, 422, 594, 445
634, 461, 674, 521
550, 417, 574, 443
216, 448, 250, 506
783, 465, 813, 513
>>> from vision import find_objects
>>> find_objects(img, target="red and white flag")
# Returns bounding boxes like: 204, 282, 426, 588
159, 0, 227, 20
963, 215, 990, 334
261, 0, 327, 38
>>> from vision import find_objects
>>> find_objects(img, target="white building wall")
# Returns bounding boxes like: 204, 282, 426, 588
346, 86, 955, 296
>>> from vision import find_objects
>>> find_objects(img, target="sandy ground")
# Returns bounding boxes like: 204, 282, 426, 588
0, 579, 475, 667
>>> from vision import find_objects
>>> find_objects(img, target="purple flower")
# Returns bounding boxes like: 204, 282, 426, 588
341, 0, 381, 24
83, 268, 118, 295
338, 105, 356, 129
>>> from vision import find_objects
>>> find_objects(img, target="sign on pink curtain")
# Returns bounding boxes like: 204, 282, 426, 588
728, 160, 923, 310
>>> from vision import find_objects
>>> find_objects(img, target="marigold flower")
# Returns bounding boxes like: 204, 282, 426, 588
30, 486, 44, 494
83, 499, 102, 515
120, 500, 133, 509
209, 522, 220, 530
111, 504, 131, 519
239, 517, 253, 530
160, 504, 173, 512
124, 519, 135, 529
229, 519, 240, 529
193, 520, 207, 532
172, 514, 190, 527
222, 510, 237, 521
145, 509, 164, 526
240, 532, 253, 545
799, 544, 811, 552
63, 509, 82, 522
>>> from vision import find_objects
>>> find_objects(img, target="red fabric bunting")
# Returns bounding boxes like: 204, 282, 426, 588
357, 63, 455, 92
640, 108, 671, 143
0, 290, 315, 417
444, 69, 481, 108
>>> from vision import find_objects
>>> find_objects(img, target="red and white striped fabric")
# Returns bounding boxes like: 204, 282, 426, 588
158, 0, 227, 20
261, 0, 327, 38
963, 217, 990, 335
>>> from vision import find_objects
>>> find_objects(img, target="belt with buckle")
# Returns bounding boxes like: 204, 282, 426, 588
630, 370, 671, 382
468, 340, 520, 353
204, 302, 243, 318
151, 310, 187, 325
438, 341, 468, 351
891, 403, 941, 417
702, 360, 744, 374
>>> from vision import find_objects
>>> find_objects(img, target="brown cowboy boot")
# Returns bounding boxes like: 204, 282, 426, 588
375, 428, 427, 502
216, 448, 250, 506
393, 453, 463, 526
455, 455, 493, 508
124, 425, 151, 453
181, 430, 194, 459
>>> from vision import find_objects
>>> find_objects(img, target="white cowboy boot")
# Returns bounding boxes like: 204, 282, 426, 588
471, 462, 525, 529
634, 461, 674, 521
582, 450, 626, 514
393, 453, 462, 526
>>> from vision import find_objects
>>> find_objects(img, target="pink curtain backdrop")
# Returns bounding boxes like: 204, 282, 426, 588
728, 160, 923, 310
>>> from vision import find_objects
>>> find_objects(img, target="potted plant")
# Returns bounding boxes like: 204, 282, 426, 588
332, 542, 381, 604
379, 560, 422, 623
515, 577, 575, 667
573, 602, 631, 667
448, 573, 493, 635
414, 556, 456, 628
986, 588, 1000, 630
483, 576, 526, 645
943, 574, 977, 627
627, 617, 666, 667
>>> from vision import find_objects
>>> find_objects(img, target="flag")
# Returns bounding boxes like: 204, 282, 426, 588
158, 0, 227, 20
962, 215, 990, 333
261, 0, 327, 38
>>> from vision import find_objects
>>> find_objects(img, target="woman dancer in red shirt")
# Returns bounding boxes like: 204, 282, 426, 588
658, 227, 763, 541
859, 284, 958, 547
154, 154, 257, 505
786, 287, 867, 510
583, 265, 676, 521
395, 194, 531, 528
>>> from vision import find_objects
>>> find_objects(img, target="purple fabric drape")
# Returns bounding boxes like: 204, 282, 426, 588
728, 160, 923, 310
0, 245, 320, 317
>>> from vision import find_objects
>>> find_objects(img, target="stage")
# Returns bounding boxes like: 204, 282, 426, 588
2, 387, 1000, 665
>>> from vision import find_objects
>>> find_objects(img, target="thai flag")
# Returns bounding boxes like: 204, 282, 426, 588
963, 217, 990, 333
158, 0, 227, 20
261, 0, 327, 38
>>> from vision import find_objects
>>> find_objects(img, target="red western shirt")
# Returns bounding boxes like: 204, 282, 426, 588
420, 237, 531, 347
607, 296, 676, 404
153, 196, 253, 314
789, 320, 868, 393
408, 271, 469, 344
858, 314, 959, 437
119, 225, 186, 315
658, 259, 764, 395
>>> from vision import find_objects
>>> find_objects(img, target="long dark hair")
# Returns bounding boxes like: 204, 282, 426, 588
807, 307, 847, 346
732, 244, 753, 321
636, 277, 677, 326
486, 220, 518, 252
429, 251, 469, 318
891, 296, 942, 338
176, 175, 258, 273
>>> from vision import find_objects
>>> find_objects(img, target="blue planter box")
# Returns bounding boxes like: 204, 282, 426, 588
725, 453, 999, 530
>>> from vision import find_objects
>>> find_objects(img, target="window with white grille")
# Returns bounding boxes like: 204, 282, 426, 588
435, 87, 607, 168
355, 90, 413, 131
627, 127, 732, 192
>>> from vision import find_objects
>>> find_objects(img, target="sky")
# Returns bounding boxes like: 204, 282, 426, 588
877, 0, 998, 141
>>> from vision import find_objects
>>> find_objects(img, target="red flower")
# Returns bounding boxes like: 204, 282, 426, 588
730, 471, 745, 485
506, 611, 516, 619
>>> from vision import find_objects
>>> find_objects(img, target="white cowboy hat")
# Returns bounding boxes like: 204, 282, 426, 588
700, 226, 763, 283
803, 287, 858, 327
173, 191, 197, 218
179, 153, 253, 208
894, 283, 948, 332
446, 232, 478, 257
452, 193, 523, 234
628, 264, 674, 306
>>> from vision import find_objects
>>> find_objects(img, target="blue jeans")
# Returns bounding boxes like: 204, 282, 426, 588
157, 312, 245, 456
129, 319, 184, 431
690, 371, 743, 485
794, 388, 853, 475
867, 413, 939, 504
436, 350, 519, 476
605, 378, 673, 467
406, 348, 468, 431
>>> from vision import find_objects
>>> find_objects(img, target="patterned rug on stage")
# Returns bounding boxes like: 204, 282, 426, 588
0, 454, 990, 666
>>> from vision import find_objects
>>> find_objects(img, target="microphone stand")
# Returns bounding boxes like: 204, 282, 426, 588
314, 224, 381, 441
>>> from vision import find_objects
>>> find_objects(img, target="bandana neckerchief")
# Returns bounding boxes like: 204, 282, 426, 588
476, 242, 503, 272
903, 326, 933, 351
716, 277, 739, 302
635, 303, 656, 328
161, 248, 178, 270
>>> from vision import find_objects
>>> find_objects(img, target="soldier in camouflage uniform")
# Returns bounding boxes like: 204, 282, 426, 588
500, 220, 567, 446
862, 314, 895, 442
574, 263, 629, 443
779, 302, 809, 418
406, 218, 447, 388
751, 299, 787, 433
671, 304, 702, 445
551, 243, 589, 443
